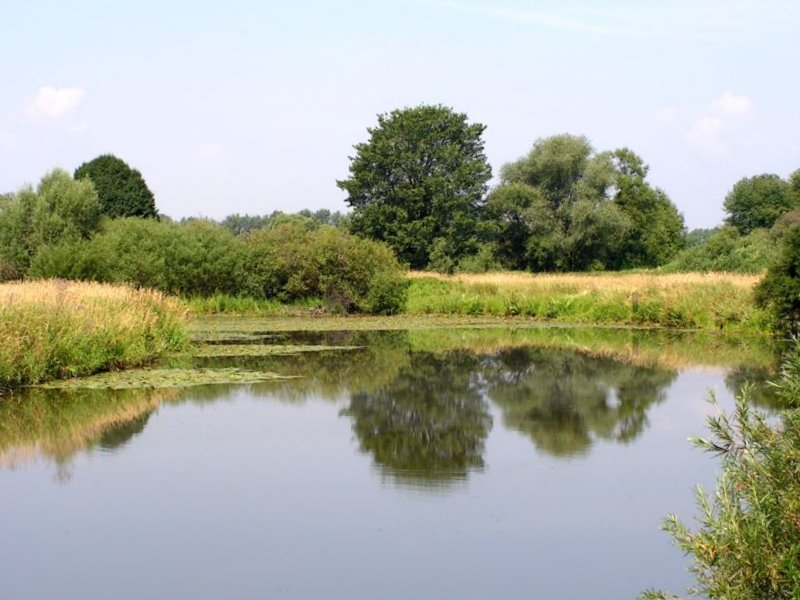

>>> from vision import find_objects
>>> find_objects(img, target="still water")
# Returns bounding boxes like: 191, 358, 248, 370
0, 326, 778, 600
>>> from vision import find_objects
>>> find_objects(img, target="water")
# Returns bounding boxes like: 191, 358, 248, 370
0, 327, 778, 600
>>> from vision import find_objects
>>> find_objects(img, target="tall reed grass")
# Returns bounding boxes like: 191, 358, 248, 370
406, 271, 768, 332
0, 280, 187, 387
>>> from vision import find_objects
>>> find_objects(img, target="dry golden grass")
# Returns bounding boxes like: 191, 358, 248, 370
405, 270, 768, 331
0, 280, 187, 386
409, 270, 762, 292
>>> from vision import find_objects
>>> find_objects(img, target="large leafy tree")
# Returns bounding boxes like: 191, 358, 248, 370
337, 104, 492, 269
74, 154, 157, 219
723, 173, 797, 234
489, 135, 683, 271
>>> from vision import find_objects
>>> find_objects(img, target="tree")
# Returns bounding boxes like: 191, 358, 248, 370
74, 154, 157, 219
337, 104, 492, 269
723, 173, 797, 234
611, 149, 685, 268
755, 225, 800, 334
0, 169, 100, 280
486, 136, 683, 271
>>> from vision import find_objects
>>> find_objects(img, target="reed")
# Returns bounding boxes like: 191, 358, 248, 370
405, 271, 768, 332
0, 280, 187, 387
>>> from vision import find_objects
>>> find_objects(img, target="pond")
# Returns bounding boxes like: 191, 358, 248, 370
0, 323, 779, 600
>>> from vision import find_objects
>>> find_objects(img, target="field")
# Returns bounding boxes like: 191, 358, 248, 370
405, 271, 767, 332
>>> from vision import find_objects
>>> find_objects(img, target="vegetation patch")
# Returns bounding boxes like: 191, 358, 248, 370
0, 280, 187, 388
404, 271, 768, 332
187, 344, 362, 358
38, 368, 295, 390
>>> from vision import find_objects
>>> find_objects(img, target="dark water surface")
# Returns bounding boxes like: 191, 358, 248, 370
0, 327, 778, 600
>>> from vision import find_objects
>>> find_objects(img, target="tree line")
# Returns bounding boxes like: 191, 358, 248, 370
2, 103, 800, 321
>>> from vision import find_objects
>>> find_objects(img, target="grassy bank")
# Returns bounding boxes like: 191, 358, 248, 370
0, 280, 187, 388
405, 271, 768, 332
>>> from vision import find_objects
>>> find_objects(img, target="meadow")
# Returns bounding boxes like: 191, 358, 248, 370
404, 271, 768, 332
0, 280, 187, 388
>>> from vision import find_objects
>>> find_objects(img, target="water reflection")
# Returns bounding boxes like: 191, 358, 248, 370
0, 387, 177, 481
342, 351, 492, 488
484, 348, 676, 457
0, 327, 780, 486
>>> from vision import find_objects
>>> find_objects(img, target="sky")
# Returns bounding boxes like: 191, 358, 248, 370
1, 0, 799, 230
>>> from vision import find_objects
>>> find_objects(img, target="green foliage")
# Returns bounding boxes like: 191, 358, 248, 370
487, 136, 684, 271
755, 226, 800, 334
219, 209, 347, 235
0, 169, 100, 280
724, 173, 798, 234
664, 226, 778, 273
338, 104, 492, 269
74, 154, 157, 219
245, 221, 407, 313
642, 345, 800, 599
31, 218, 250, 297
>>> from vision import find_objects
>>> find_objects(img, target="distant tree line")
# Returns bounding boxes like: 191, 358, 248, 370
0, 163, 406, 314
3, 104, 800, 324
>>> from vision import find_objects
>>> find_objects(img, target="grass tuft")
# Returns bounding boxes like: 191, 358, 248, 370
0, 280, 188, 388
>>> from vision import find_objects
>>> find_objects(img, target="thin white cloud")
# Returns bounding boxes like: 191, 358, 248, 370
687, 93, 755, 155
686, 116, 727, 155
25, 86, 85, 119
657, 92, 756, 157
714, 91, 753, 118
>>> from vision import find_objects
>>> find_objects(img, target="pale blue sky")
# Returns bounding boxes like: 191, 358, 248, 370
2, 0, 798, 229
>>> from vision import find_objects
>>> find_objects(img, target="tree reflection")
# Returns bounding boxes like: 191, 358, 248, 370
484, 348, 677, 457
342, 351, 492, 488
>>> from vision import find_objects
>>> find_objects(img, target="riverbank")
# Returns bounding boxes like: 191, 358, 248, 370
0, 280, 187, 388
186, 271, 769, 334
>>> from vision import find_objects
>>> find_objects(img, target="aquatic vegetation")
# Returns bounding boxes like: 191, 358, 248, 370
187, 343, 362, 358
0, 280, 187, 387
39, 368, 295, 390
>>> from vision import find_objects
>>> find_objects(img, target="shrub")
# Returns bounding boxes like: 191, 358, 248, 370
31, 218, 249, 297
245, 222, 407, 313
755, 225, 800, 334
641, 345, 800, 600
663, 226, 777, 273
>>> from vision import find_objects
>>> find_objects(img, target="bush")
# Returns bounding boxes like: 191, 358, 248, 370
0, 170, 101, 279
245, 222, 407, 313
755, 226, 800, 334
642, 345, 800, 599
663, 226, 777, 273
31, 218, 250, 297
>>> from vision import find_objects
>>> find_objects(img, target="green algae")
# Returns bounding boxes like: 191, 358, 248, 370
187, 344, 362, 358
38, 368, 297, 390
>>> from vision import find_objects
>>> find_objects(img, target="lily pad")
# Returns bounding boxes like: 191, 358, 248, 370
38, 368, 297, 390
187, 344, 362, 358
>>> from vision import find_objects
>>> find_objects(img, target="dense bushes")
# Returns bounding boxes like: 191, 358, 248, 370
755, 225, 800, 334
0, 170, 101, 280
663, 226, 777, 273
30, 218, 408, 314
